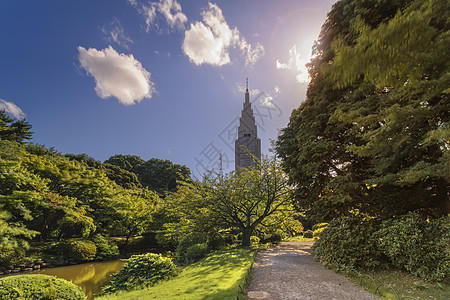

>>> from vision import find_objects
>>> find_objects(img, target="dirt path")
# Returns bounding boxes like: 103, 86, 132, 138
247, 241, 379, 300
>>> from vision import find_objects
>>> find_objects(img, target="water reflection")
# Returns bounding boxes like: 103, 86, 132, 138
35, 260, 124, 299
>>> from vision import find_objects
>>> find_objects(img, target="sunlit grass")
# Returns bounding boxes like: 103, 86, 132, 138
283, 235, 316, 242
96, 248, 255, 300
345, 268, 450, 300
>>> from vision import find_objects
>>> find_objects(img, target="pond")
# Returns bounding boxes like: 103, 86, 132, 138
34, 259, 124, 299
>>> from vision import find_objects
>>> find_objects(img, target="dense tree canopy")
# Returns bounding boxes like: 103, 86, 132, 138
0, 119, 165, 265
105, 154, 191, 194
276, 0, 449, 221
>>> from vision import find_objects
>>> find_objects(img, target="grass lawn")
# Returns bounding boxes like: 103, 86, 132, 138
96, 248, 255, 300
345, 269, 450, 300
283, 236, 316, 242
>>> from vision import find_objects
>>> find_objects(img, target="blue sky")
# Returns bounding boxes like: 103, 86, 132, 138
0, 0, 336, 179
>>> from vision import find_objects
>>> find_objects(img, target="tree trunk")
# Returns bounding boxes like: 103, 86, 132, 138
241, 227, 252, 247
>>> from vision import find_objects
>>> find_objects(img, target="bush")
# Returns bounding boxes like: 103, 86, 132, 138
377, 213, 450, 281
312, 222, 329, 231
185, 243, 208, 263
66, 239, 97, 262
0, 247, 25, 269
312, 216, 384, 269
313, 223, 329, 238
46, 239, 97, 262
261, 231, 285, 244
250, 236, 260, 245
303, 230, 313, 238
0, 274, 85, 300
91, 235, 119, 260
104, 253, 178, 293
176, 232, 208, 263
207, 232, 229, 250
156, 230, 182, 251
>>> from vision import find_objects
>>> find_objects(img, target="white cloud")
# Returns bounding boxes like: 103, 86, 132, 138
260, 94, 274, 108
276, 45, 310, 84
158, 0, 187, 29
273, 85, 281, 94
129, 0, 187, 32
0, 99, 26, 119
182, 2, 264, 67
101, 18, 133, 50
78, 46, 155, 106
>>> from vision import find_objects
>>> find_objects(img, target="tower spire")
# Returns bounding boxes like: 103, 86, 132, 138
244, 78, 250, 104
235, 78, 261, 171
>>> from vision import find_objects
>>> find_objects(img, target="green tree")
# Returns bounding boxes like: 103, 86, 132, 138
186, 156, 295, 246
104, 154, 145, 173
102, 163, 142, 189
276, 0, 449, 220
110, 188, 161, 244
105, 154, 191, 194
65, 153, 102, 168
0, 111, 32, 143
135, 158, 191, 193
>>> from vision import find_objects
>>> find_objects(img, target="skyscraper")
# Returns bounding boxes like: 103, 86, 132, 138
235, 79, 261, 170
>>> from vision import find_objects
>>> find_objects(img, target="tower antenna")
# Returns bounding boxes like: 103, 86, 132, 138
246, 78, 248, 93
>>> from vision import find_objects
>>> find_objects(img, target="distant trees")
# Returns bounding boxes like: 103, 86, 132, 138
0, 111, 195, 266
0, 135, 166, 265
105, 154, 191, 194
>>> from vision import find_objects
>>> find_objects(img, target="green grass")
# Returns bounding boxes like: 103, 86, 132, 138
283, 236, 316, 242
96, 248, 255, 300
344, 268, 450, 300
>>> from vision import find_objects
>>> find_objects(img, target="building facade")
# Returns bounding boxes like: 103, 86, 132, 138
235, 79, 261, 170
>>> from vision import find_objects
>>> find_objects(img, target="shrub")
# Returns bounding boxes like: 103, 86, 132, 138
377, 213, 450, 281
303, 230, 314, 238
312, 222, 329, 231
250, 236, 260, 245
0, 247, 25, 269
185, 243, 208, 263
46, 239, 97, 262
313, 223, 329, 238
65, 239, 97, 262
104, 253, 178, 293
156, 230, 182, 251
312, 216, 384, 269
207, 232, 228, 250
176, 232, 208, 263
261, 231, 285, 244
0, 274, 85, 300
92, 235, 119, 260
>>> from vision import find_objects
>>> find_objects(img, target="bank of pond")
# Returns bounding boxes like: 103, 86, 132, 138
0, 259, 124, 299
0, 248, 257, 300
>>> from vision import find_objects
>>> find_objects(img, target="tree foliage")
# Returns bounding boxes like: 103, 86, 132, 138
276, 0, 449, 220
0, 138, 164, 265
0, 111, 32, 143
104, 154, 191, 194
176, 156, 295, 246
276, 0, 449, 280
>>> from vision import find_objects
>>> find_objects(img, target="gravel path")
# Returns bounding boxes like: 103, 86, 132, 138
247, 241, 379, 300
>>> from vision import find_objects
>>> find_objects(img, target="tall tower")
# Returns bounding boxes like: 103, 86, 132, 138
235, 78, 261, 170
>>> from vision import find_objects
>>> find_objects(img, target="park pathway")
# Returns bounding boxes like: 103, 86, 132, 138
246, 241, 379, 300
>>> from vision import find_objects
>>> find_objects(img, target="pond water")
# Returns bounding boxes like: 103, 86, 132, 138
34, 259, 125, 299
